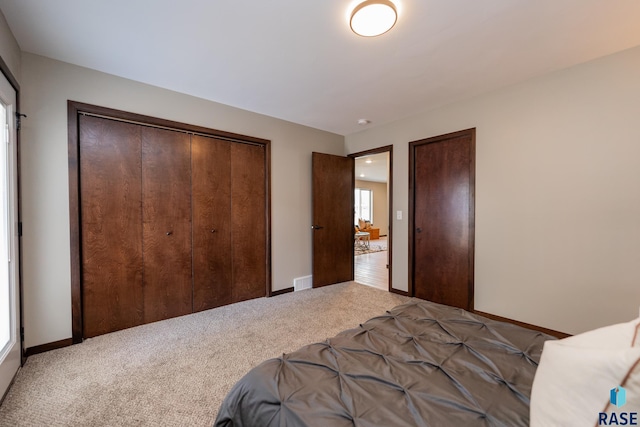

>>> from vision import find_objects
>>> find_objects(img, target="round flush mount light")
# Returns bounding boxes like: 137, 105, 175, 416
350, 0, 398, 37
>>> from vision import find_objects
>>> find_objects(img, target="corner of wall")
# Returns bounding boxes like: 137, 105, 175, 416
0, 8, 22, 83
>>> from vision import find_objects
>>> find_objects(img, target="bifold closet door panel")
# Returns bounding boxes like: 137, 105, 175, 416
231, 143, 267, 302
192, 135, 233, 312
79, 115, 144, 338
142, 127, 192, 323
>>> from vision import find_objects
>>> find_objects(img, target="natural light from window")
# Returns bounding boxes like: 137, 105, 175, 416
354, 188, 373, 224
0, 102, 9, 352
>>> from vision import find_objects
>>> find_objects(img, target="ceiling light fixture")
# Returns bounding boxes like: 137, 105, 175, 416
350, 0, 398, 37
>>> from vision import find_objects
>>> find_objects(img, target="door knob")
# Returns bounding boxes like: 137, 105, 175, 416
311, 225, 324, 230
210, 229, 217, 233
166, 231, 173, 236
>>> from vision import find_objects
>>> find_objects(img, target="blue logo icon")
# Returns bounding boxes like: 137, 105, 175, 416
610, 386, 627, 408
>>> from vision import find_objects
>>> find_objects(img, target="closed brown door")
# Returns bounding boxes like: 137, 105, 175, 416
410, 129, 475, 310
72, 102, 271, 340
80, 115, 144, 338
312, 152, 354, 287
230, 143, 267, 302
192, 135, 233, 311
142, 127, 193, 323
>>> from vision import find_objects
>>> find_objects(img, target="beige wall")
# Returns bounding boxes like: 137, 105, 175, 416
20, 53, 344, 348
355, 180, 388, 236
11, 12, 640, 344
0, 9, 20, 82
346, 45, 640, 335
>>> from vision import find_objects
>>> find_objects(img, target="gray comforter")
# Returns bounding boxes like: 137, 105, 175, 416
214, 300, 554, 426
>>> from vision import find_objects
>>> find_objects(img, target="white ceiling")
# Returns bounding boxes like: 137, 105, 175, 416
1, 1, 640, 136
355, 152, 388, 183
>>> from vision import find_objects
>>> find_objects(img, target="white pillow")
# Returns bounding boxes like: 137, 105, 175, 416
530, 317, 640, 427
558, 317, 640, 348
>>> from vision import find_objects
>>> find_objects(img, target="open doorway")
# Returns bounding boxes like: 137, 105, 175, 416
350, 147, 392, 291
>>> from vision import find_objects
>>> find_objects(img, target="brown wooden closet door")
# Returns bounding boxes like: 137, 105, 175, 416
142, 127, 192, 323
192, 135, 233, 311
412, 130, 475, 310
231, 143, 267, 302
80, 115, 143, 338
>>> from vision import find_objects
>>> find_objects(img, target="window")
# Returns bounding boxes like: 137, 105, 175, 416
0, 101, 8, 351
354, 188, 373, 224
0, 69, 20, 397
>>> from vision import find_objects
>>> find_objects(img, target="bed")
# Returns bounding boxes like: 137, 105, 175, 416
214, 300, 556, 426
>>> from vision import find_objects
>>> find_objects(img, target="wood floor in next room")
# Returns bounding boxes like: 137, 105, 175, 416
355, 240, 389, 290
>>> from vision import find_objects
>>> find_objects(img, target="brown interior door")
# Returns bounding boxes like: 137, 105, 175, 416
312, 152, 354, 287
230, 143, 268, 302
192, 135, 233, 311
410, 129, 475, 310
80, 115, 144, 338
142, 127, 193, 323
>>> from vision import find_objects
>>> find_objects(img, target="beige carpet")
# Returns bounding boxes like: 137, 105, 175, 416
0, 282, 411, 426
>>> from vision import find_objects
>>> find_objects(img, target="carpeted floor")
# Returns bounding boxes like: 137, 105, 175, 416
0, 282, 411, 426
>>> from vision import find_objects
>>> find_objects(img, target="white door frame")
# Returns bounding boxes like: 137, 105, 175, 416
0, 68, 20, 401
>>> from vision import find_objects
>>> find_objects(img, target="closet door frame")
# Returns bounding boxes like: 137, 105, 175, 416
68, 101, 271, 344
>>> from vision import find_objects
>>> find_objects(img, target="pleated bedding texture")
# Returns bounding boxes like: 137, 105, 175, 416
215, 300, 555, 427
